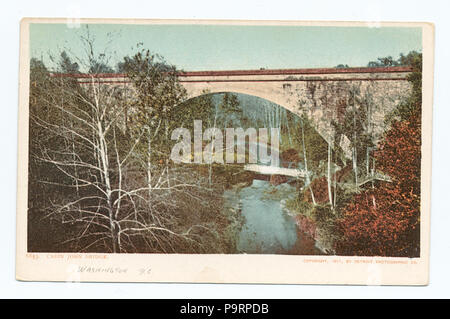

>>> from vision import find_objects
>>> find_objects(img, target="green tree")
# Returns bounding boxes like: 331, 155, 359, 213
367, 56, 399, 67
218, 93, 241, 128
58, 51, 79, 73
388, 51, 422, 122
88, 59, 114, 74
121, 49, 187, 156
332, 85, 375, 189
175, 91, 216, 131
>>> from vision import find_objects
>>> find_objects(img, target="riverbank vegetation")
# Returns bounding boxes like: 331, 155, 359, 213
285, 51, 422, 257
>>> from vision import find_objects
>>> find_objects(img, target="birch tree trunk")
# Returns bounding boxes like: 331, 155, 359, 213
91, 79, 119, 253
209, 105, 219, 186
300, 117, 316, 206
147, 127, 152, 200
327, 140, 333, 208
352, 95, 359, 189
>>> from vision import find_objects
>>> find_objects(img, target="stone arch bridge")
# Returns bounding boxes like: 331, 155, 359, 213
66, 66, 413, 158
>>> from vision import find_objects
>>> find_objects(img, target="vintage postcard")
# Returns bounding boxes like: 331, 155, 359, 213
16, 18, 434, 285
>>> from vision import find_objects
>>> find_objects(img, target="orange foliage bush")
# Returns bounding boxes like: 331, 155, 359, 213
335, 110, 421, 257
303, 176, 329, 205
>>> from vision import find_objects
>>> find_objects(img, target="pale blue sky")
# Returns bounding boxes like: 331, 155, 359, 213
30, 23, 422, 71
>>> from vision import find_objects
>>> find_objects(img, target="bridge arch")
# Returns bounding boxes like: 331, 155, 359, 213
178, 91, 332, 164
181, 83, 300, 119
180, 88, 340, 156
67, 66, 413, 158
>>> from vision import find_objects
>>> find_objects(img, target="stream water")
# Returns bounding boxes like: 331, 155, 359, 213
224, 179, 304, 254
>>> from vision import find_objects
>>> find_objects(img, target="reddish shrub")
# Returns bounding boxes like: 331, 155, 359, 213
335, 111, 421, 257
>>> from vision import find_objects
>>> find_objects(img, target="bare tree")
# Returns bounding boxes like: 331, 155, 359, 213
299, 116, 316, 206
30, 37, 216, 253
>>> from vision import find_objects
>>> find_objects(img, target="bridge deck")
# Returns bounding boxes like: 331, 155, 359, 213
50, 66, 413, 82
